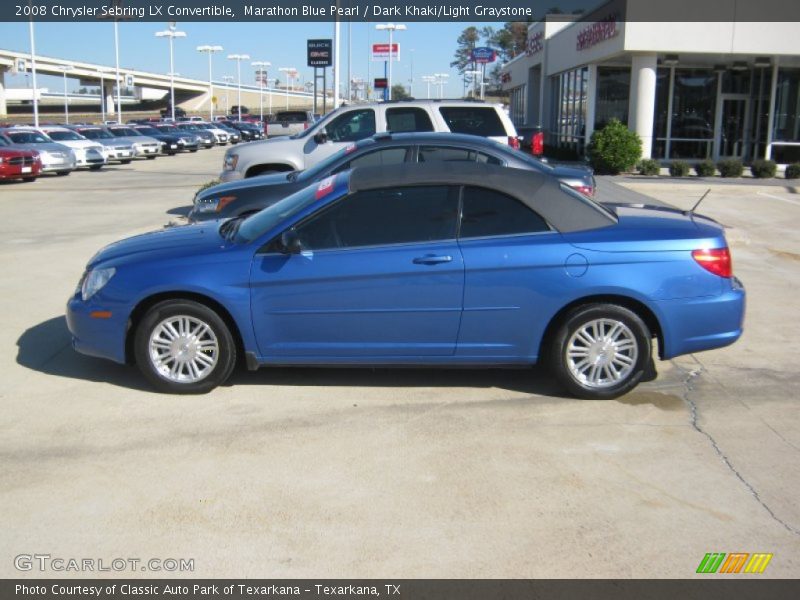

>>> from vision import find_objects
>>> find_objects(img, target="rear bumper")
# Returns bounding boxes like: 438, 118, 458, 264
658, 277, 746, 359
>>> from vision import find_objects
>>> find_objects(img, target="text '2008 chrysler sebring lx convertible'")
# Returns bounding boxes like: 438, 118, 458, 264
66, 163, 745, 399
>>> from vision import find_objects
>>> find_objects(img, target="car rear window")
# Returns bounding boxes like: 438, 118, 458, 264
385, 107, 434, 133
275, 111, 309, 123
438, 107, 506, 137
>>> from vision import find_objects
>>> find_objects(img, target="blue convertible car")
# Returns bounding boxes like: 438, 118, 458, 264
67, 163, 745, 398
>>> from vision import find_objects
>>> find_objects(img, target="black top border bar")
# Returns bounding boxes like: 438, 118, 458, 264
3, 0, 800, 22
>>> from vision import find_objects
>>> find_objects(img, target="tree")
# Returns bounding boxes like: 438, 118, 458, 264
391, 84, 411, 101
450, 26, 480, 76
482, 21, 531, 62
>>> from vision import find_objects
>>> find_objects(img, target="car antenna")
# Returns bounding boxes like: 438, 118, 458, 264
686, 189, 711, 216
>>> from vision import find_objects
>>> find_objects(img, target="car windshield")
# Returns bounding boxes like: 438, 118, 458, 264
6, 131, 50, 143
80, 129, 114, 139
45, 130, 84, 141
235, 185, 324, 244
136, 127, 160, 136
111, 127, 139, 136
178, 124, 198, 130
293, 143, 365, 182
0, 136, 9, 146
293, 109, 339, 139
155, 125, 177, 133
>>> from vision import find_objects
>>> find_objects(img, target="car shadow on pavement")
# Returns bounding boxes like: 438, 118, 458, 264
16, 316, 151, 391
167, 205, 192, 217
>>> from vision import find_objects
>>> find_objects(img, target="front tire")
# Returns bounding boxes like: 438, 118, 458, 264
549, 304, 651, 400
134, 300, 237, 394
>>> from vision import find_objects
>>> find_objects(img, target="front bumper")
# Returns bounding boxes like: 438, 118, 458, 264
41, 157, 76, 172
219, 170, 244, 183
0, 162, 39, 179
66, 293, 129, 364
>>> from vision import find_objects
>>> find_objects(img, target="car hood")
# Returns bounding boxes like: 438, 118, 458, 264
0, 147, 38, 158
89, 223, 225, 268
10, 142, 72, 154
196, 171, 293, 201
96, 138, 133, 147
48, 139, 103, 150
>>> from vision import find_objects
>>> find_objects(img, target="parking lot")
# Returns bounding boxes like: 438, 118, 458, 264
1, 150, 799, 578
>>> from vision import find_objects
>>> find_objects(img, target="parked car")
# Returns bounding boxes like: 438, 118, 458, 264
191, 132, 595, 222
230, 105, 249, 116
220, 99, 518, 181
152, 124, 200, 152
222, 121, 264, 142
106, 126, 163, 159
267, 110, 315, 138
0, 127, 76, 175
193, 122, 230, 145
71, 126, 135, 164
177, 116, 205, 123
215, 123, 241, 144
39, 126, 107, 170
160, 106, 187, 119
175, 123, 216, 148
67, 162, 744, 397
130, 125, 183, 155
0, 135, 41, 182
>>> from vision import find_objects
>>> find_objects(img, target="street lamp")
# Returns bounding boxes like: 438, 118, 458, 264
222, 75, 234, 116
279, 67, 295, 110
227, 53, 251, 121
434, 73, 449, 99
155, 23, 187, 122
251, 60, 271, 123
96, 66, 113, 123
197, 44, 223, 121
421, 75, 435, 99
375, 23, 406, 101
57, 65, 75, 124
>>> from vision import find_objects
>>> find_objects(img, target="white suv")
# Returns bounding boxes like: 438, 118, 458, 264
220, 100, 518, 181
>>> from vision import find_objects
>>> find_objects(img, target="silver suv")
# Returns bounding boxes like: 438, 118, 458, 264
220, 100, 518, 181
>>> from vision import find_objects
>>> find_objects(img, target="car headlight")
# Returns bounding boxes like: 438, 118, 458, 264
194, 195, 236, 213
81, 267, 116, 301
224, 153, 238, 170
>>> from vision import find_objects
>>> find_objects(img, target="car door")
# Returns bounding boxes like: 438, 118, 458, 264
303, 108, 377, 168
456, 185, 570, 360
250, 185, 464, 359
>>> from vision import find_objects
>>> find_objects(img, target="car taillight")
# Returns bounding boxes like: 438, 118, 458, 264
509, 136, 520, 150
532, 131, 544, 156
570, 184, 595, 197
304, 122, 309, 130
692, 247, 732, 278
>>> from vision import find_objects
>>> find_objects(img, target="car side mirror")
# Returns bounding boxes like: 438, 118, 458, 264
279, 229, 302, 255
314, 128, 329, 145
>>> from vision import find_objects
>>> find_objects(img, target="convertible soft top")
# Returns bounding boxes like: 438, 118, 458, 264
348, 162, 615, 233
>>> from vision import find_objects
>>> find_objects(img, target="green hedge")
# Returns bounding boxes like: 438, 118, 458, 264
669, 161, 690, 177
750, 159, 777, 179
717, 159, 744, 178
786, 163, 800, 179
694, 160, 716, 177
637, 159, 660, 176
587, 119, 643, 175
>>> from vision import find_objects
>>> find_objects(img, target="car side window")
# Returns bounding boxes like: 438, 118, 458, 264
385, 107, 434, 133
331, 147, 409, 174
460, 186, 550, 239
295, 186, 459, 250
438, 107, 507, 137
325, 109, 376, 143
418, 145, 503, 165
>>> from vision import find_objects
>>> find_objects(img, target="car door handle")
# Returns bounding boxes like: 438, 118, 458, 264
413, 255, 453, 265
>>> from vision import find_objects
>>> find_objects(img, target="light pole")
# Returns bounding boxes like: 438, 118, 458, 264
279, 67, 295, 109
222, 75, 234, 116
375, 23, 406, 101
113, 20, 122, 122
155, 23, 186, 122
266, 78, 275, 116
227, 54, 250, 121
434, 73, 449, 99
97, 67, 111, 122
422, 75, 435, 99
197, 45, 223, 121
28, 16, 39, 127
252, 61, 271, 123
409, 49, 414, 97
57, 65, 74, 124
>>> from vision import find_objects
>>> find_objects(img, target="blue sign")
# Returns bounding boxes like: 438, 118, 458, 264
471, 47, 497, 64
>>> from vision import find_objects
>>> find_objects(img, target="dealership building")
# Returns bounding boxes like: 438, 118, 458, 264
500, 0, 800, 164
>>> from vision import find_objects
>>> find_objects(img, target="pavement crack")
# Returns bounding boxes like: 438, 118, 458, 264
675, 356, 800, 536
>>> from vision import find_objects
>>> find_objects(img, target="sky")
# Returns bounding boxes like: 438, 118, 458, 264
0, 1, 594, 98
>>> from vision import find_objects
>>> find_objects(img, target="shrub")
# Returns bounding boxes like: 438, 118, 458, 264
587, 118, 642, 175
785, 163, 800, 179
669, 161, 690, 177
695, 160, 716, 177
197, 178, 222, 193
750, 159, 777, 179
717, 159, 744, 178
637, 159, 660, 176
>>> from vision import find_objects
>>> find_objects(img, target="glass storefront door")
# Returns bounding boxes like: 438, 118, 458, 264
716, 95, 750, 159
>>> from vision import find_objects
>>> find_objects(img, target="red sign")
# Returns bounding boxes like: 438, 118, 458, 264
526, 31, 544, 56
374, 78, 388, 89
576, 18, 619, 51
371, 43, 399, 61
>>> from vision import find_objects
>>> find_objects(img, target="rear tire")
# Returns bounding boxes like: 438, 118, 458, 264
146, 155, 157, 160
56, 170, 70, 176
89, 165, 103, 171
549, 304, 651, 400
22, 177, 36, 182
134, 300, 237, 394
120, 159, 132, 164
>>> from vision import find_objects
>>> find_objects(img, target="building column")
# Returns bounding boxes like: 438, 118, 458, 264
103, 81, 116, 116
628, 54, 658, 159
584, 64, 598, 143
0, 67, 8, 118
